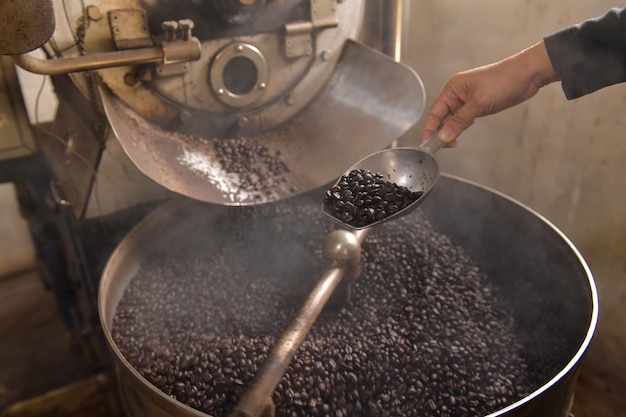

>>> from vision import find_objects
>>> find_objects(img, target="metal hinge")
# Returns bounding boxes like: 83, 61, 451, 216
284, 0, 338, 58
109, 9, 153, 50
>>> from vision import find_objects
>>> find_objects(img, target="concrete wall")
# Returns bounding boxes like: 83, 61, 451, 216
404, 0, 625, 404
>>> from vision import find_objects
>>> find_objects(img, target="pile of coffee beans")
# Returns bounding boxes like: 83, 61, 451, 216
180, 134, 291, 203
214, 137, 290, 202
322, 169, 423, 228
112, 194, 565, 417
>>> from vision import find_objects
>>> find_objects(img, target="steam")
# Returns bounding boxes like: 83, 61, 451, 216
179, 148, 252, 203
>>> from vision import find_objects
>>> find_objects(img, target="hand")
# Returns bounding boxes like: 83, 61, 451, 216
421, 41, 560, 146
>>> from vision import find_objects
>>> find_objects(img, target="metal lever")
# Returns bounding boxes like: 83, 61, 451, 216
231, 229, 364, 417
12, 21, 201, 75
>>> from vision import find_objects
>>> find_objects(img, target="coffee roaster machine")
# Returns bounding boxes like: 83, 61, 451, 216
0, 1, 597, 417
0, 0, 420, 365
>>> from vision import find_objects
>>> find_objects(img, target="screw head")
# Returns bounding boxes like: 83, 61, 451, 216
86, 6, 102, 21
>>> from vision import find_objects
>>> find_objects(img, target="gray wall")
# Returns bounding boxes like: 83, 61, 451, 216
404, 0, 625, 402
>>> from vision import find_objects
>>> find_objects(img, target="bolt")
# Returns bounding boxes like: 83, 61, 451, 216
258, 82, 266, 90
217, 88, 225, 95
162, 20, 178, 42
235, 44, 244, 53
139, 68, 153, 81
321, 49, 332, 61
124, 72, 138, 86
178, 19, 194, 41
64, 132, 77, 161
238, 116, 249, 128
86, 6, 102, 21
286, 93, 296, 106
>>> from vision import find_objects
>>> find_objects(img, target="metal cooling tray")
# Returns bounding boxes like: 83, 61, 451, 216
99, 40, 426, 205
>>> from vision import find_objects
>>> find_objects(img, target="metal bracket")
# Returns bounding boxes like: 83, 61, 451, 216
155, 62, 190, 78
109, 9, 153, 50
323, 230, 361, 307
284, 0, 338, 58
154, 20, 197, 78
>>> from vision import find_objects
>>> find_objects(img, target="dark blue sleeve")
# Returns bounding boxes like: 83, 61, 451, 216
544, 8, 626, 99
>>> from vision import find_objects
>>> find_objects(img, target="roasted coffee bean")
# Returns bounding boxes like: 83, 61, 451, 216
185, 136, 291, 202
112, 194, 566, 417
322, 169, 423, 227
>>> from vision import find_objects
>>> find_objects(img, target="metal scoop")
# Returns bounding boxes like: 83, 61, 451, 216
322, 134, 446, 230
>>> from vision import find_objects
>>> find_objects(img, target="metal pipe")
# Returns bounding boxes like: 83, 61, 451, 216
231, 229, 368, 417
382, 0, 410, 63
232, 229, 365, 417
12, 39, 201, 76
231, 266, 346, 417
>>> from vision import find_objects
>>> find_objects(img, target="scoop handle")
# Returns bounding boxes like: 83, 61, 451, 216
420, 134, 447, 154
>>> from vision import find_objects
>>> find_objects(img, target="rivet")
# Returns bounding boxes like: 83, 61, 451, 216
238, 116, 249, 128
124, 72, 138, 86
86, 6, 102, 21
179, 110, 192, 124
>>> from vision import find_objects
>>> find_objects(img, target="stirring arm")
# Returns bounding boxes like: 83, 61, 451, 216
231, 230, 365, 417
420, 134, 448, 154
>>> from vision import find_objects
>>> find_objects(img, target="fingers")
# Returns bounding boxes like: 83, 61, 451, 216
421, 94, 474, 146
420, 44, 552, 147
438, 106, 475, 143
421, 111, 445, 141
421, 88, 464, 142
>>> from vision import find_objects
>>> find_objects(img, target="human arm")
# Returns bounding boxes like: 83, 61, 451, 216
421, 7, 626, 145
545, 7, 626, 99
420, 41, 560, 146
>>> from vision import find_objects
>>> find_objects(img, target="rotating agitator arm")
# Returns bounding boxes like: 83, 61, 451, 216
231, 229, 368, 417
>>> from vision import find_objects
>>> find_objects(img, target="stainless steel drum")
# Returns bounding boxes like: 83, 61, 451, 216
98, 175, 597, 417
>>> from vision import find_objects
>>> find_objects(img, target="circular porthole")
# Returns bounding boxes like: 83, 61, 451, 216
210, 43, 268, 108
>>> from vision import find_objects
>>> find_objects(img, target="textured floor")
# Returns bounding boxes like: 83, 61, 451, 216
0, 268, 622, 416
0, 269, 90, 408
0, 269, 121, 416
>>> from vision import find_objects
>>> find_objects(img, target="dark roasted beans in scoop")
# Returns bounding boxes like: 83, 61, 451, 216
323, 169, 423, 228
